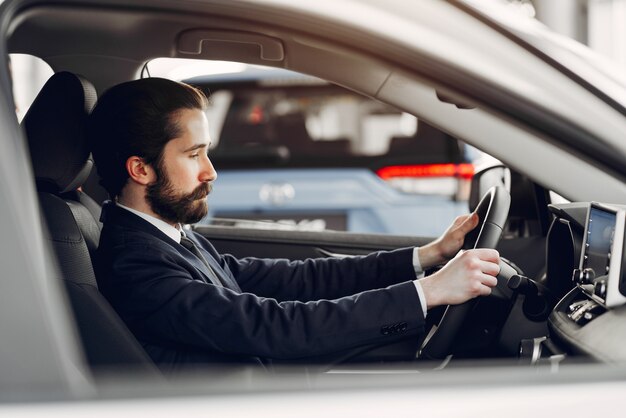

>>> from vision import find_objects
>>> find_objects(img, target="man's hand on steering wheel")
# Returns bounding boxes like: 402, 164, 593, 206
415, 211, 501, 308
418, 249, 500, 309
418, 186, 511, 359
417, 212, 480, 269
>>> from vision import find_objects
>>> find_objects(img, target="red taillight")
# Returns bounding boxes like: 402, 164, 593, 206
376, 163, 474, 180
248, 105, 264, 124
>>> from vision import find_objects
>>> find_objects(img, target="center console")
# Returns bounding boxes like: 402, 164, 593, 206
548, 203, 626, 363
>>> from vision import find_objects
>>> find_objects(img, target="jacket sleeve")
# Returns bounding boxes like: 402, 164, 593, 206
219, 246, 418, 302
101, 243, 425, 360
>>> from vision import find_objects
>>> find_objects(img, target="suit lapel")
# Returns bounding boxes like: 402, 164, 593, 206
186, 234, 240, 290
178, 244, 216, 285
102, 202, 238, 290
177, 236, 224, 287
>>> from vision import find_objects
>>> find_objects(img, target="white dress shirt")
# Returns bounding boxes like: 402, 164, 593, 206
116, 203, 183, 243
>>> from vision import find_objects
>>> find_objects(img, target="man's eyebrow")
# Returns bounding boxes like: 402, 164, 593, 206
182, 143, 209, 153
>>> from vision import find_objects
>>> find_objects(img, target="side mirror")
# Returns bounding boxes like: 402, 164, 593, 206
469, 163, 509, 212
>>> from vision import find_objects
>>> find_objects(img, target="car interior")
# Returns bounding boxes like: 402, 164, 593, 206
5, 0, 626, 385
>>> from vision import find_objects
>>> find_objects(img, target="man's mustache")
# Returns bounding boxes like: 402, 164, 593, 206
185, 182, 212, 201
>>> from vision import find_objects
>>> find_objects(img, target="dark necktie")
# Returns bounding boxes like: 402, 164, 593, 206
180, 235, 223, 287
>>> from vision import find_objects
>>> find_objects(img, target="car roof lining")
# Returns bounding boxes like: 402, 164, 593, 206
7, 4, 395, 96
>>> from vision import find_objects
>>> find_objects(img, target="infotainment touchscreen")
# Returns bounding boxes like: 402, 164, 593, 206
579, 203, 626, 307
581, 207, 616, 278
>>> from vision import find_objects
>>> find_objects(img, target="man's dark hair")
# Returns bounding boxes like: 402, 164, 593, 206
88, 77, 208, 198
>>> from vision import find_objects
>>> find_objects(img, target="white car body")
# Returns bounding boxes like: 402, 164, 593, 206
1, 0, 626, 415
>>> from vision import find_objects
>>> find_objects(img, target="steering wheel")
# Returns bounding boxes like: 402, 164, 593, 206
419, 185, 511, 360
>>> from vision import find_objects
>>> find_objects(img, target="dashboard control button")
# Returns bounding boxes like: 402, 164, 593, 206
578, 311, 595, 325
568, 300, 588, 313
581, 268, 595, 284
568, 300, 597, 324
594, 280, 607, 299
572, 268, 596, 285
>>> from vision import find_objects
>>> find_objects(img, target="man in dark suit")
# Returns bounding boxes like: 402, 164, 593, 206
89, 78, 500, 372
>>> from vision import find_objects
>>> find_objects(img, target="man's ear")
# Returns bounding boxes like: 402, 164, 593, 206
125, 156, 156, 185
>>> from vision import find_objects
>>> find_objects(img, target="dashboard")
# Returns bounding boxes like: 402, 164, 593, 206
546, 202, 626, 363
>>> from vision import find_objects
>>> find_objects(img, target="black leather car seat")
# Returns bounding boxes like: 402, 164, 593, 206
23, 72, 160, 376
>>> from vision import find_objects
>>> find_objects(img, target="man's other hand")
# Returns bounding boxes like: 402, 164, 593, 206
417, 213, 479, 269
418, 249, 500, 309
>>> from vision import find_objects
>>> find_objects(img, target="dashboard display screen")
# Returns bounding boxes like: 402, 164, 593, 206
582, 207, 616, 278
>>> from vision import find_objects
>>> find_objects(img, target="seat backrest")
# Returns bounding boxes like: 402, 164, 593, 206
23, 72, 160, 376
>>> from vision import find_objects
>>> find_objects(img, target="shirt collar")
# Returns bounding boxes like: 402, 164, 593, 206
116, 202, 183, 244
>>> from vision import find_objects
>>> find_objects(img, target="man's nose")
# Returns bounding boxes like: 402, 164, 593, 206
200, 154, 217, 182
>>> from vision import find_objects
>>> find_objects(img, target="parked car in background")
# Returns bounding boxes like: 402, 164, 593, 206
171, 65, 476, 235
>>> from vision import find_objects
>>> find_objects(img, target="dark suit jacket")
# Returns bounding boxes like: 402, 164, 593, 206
95, 202, 425, 371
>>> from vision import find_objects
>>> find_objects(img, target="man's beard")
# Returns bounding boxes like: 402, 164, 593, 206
146, 167, 211, 225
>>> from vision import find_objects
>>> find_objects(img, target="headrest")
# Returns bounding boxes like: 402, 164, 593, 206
23, 72, 97, 194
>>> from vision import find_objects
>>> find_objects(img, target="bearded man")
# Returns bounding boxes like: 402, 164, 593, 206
89, 78, 500, 373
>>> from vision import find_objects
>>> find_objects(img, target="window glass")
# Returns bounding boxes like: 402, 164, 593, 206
147, 58, 484, 235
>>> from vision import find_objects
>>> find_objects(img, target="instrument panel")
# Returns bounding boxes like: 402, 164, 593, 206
574, 203, 626, 308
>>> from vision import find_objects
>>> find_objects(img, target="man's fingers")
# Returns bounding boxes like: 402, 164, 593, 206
478, 284, 494, 297
468, 248, 500, 263
479, 260, 501, 277
470, 274, 497, 299
451, 215, 469, 228
456, 212, 479, 234
480, 273, 498, 287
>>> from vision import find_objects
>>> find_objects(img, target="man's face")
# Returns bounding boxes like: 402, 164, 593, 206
146, 108, 217, 225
